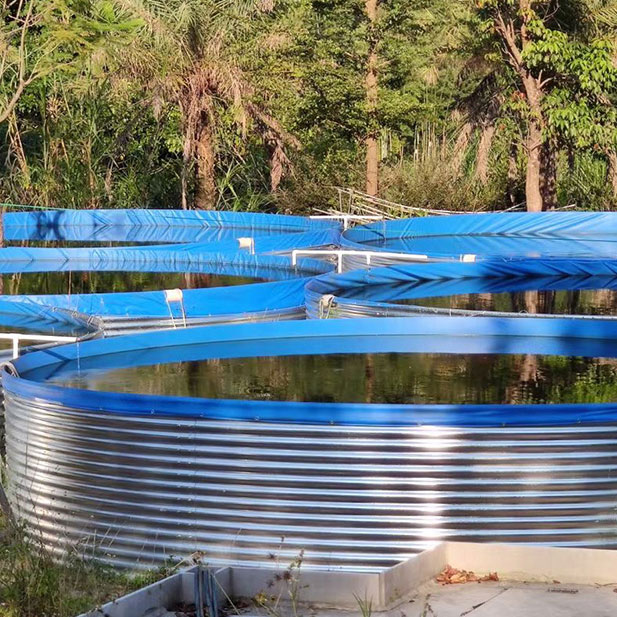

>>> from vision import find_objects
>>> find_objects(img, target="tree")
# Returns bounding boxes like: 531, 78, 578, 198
112, 0, 299, 209
1, 1, 161, 208
472, 0, 617, 211
0, 0, 40, 125
287, 0, 464, 202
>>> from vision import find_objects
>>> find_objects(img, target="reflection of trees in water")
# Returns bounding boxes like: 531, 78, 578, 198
0, 270, 257, 296
428, 288, 617, 316
587, 288, 617, 314
510, 289, 554, 314
78, 351, 617, 408
184, 273, 215, 290
565, 290, 580, 314
365, 354, 374, 404
473, 293, 493, 311
187, 360, 201, 398
506, 354, 540, 404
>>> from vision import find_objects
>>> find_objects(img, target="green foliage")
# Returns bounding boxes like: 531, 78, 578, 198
557, 150, 616, 209
466, 0, 617, 209
0, 519, 170, 617
1, 0, 617, 211
522, 19, 617, 150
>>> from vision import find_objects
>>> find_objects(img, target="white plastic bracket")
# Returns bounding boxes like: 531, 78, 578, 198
238, 237, 255, 254
164, 288, 187, 328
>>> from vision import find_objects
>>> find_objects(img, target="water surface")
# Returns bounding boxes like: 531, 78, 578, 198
404, 288, 617, 316
49, 352, 617, 405
0, 271, 264, 296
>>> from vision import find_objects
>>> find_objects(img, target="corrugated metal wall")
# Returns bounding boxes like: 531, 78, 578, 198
6, 389, 617, 571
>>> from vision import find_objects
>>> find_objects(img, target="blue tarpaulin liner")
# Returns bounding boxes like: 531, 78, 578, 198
342, 212, 617, 259
4, 209, 340, 243
0, 230, 339, 270
8, 317, 617, 427
0, 277, 312, 322
0, 253, 332, 332
305, 258, 617, 318
336, 274, 617, 304
0, 209, 341, 331
0, 243, 332, 275
0, 208, 340, 332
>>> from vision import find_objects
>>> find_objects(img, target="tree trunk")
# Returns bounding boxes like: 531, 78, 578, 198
525, 118, 543, 212
540, 140, 557, 210
607, 151, 617, 199
194, 120, 217, 210
366, 135, 378, 196
475, 123, 495, 184
506, 143, 519, 207
365, 0, 379, 196
494, 2, 546, 212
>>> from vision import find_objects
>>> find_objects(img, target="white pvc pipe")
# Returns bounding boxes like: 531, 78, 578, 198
291, 249, 429, 273
0, 332, 79, 360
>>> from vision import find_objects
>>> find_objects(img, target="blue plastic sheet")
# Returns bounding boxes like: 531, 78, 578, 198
342, 212, 617, 258
0, 231, 339, 273
1, 277, 310, 320
4, 209, 340, 243
305, 258, 617, 318
0, 244, 330, 275
8, 317, 617, 427
0, 253, 332, 332
0, 210, 341, 332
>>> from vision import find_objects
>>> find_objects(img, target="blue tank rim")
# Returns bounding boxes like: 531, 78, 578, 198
341, 212, 617, 258
6, 316, 617, 427
304, 257, 617, 319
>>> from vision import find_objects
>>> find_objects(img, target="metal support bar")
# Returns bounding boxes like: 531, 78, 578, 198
194, 567, 218, 617
164, 288, 187, 329
0, 333, 79, 360
194, 567, 205, 617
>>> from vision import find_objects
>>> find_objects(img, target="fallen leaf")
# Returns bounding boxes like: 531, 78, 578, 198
436, 565, 498, 585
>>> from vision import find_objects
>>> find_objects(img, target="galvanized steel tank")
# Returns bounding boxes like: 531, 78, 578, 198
6, 392, 617, 570
5, 318, 617, 571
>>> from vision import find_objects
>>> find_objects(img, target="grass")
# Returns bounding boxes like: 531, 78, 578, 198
0, 515, 170, 617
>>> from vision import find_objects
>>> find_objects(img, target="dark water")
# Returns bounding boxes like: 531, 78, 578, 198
404, 289, 617, 316
49, 352, 617, 405
0, 271, 263, 296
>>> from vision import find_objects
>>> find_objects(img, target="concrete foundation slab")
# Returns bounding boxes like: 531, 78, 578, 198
77, 543, 617, 617
401, 582, 617, 617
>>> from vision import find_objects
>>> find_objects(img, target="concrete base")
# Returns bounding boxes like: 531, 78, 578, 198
342, 581, 617, 617
78, 543, 617, 617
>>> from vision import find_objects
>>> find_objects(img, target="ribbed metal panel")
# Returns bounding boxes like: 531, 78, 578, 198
6, 390, 617, 571
92, 307, 305, 336
308, 297, 617, 321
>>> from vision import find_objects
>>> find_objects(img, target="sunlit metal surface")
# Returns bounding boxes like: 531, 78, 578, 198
6, 390, 617, 570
